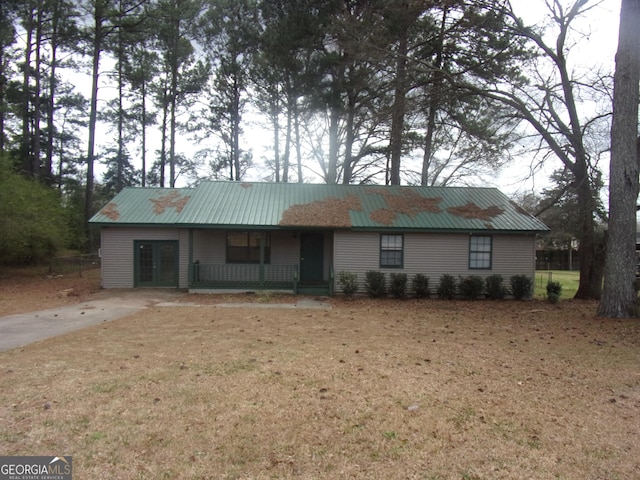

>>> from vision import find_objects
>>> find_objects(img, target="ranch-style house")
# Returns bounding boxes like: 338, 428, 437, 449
89, 181, 548, 295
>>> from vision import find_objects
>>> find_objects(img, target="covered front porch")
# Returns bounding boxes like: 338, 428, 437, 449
188, 228, 334, 295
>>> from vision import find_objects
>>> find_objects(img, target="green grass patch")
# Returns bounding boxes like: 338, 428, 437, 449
534, 270, 579, 299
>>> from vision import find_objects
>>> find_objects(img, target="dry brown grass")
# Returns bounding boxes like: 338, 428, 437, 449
0, 266, 102, 316
1, 275, 640, 479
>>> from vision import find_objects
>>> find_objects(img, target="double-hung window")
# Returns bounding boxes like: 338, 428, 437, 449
226, 232, 270, 264
380, 234, 403, 268
469, 235, 492, 269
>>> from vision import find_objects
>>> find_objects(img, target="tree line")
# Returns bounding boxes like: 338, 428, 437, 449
1, 0, 638, 316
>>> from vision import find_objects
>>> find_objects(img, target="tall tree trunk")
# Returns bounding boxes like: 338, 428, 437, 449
283, 91, 291, 183
169, 63, 177, 187
85, 3, 104, 245
573, 171, 600, 299
0, 45, 6, 156
326, 105, 339, 184
598, 0, 640, 317
117, 34, 124, 193
421, 90, 437, 185
294, 97, 303, 183
272, 93, 280, 182
421, 6, 446, 186
168, 10, 180, 188
21, 6, 33, 175
45, 3, 59, 186
232, 72, 241, 181
116, 0, 125, 192
389, 31, 407, 186
160, 92, 168, 187
32, 3, 43, 178
57, 116, 64, 190
141, 79, 147, 187
342, 93, 356, 184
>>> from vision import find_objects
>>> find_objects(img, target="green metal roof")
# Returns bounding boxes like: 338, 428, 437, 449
89, 181, 548, 233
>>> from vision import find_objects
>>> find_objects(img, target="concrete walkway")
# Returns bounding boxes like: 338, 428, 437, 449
0, 290, 331, 352
158, 297, 332, 309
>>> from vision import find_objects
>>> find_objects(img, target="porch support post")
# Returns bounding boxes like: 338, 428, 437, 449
259, 231, 265, 286
188, 229, 194, 286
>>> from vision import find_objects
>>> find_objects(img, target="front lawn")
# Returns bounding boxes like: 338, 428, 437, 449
1, 296, 638, 479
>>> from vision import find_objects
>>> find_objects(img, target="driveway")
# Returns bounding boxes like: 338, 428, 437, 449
0, 290, 331, 352
0, 289, 186, 352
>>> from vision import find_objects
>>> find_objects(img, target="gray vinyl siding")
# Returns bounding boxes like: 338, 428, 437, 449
192, 231, 226, 264
272, 231, 300, 265
100, 227, 189, 288
334, 232, 379, 289
492, 235, 536, 277
334, 231, 537, 294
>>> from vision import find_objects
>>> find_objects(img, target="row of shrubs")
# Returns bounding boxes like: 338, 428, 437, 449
337, 271, 555, 301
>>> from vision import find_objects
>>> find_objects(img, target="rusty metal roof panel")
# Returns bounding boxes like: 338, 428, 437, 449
88, 187, 194, 225
90, 181, 548, 232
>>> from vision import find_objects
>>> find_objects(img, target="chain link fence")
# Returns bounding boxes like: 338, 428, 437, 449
49, 254, 101, 277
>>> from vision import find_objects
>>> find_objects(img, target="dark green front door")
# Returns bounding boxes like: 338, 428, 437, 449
300, 233, 324, 284
135, 240, 179, 287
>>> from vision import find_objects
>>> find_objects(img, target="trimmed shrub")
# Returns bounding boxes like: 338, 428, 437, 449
437, 274, 457, 300
485, 274, 507, 300
510, 275, 533, 300
412, 274, 430, 298
546, 281, 562, 304
337, 271, 358, 299
459, 275, 484, 300
389, 273, 408, 298
365, 270, 386, 298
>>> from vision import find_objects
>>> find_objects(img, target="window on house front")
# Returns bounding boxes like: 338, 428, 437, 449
469, 235, 492, 269
226, 232, 270, 264
380, 234, 403, 268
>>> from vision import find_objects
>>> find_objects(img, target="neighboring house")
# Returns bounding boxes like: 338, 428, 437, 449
89, 181, 548, 295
